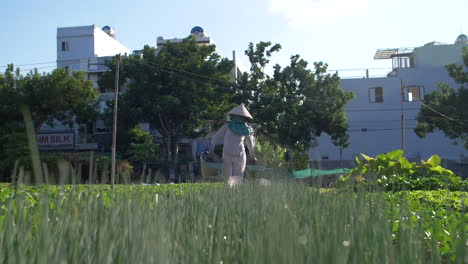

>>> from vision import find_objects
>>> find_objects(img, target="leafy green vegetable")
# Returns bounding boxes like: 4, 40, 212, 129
337, 150, 467, 191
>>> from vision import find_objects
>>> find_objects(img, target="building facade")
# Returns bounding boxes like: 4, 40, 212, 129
38, 25, 131, 152
313, 34, 468, 166
57, 24, 130, 85
49, 25, 246, 159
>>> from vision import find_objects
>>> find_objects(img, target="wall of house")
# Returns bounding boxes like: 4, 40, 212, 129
313, 41, 468, 163
413, 43, 464, 69
57, 25, 95, 72
57, 25, 130, 72
93, 27, 130, 57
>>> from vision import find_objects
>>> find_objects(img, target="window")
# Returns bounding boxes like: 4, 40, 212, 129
369, 87, 383, 103
61, 41, 69, 51
405, 86, 424, 101
392, 56, 414, 69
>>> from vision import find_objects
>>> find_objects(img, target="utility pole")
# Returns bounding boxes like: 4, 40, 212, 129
401, 79, 406, 155
111, 54, 120, 190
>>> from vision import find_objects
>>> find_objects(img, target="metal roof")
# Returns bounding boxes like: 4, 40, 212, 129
374, 47, 415, 60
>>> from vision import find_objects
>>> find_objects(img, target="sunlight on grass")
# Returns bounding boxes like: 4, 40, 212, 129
0, 183, 466, 263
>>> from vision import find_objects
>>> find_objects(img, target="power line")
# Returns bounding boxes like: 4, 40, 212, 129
0, 54, 119, 71
5, 57, 467, 128
328, 67, 392, 71
415, 99, 467, 125
138, 60, 224, 87
114, 58, 468, 123
0, 61, 57, 68
349, 127, 417, 132
346, 108, 421, 112
349, 119, 418, 123
0, 54, 122, 69
20, 65, 60, 71
2, 60, 101, 73
139, 59, 231, 86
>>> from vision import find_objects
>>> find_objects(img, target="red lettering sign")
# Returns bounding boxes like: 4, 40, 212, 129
37, 133, 74, 147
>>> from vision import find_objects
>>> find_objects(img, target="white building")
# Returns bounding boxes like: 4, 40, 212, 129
57, 25, 130, 88
157, 26, 214, 47
313, 34, 468, 165
156, 26, 247, 80
50, 25, 247, 155
38, 25, 131, 151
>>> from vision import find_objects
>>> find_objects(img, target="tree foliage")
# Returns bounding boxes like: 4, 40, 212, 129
100, 38, 235, 180
236, 42, 354, 169
0, 65, 99, 178
127, 127, 164, 165
415, 47, 468, 148
0, 65, 98, 130
101, 96, 141, 156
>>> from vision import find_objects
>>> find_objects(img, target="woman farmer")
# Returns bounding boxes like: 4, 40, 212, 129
209, 104, 256, 179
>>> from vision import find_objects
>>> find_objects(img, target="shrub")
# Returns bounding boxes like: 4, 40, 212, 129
337, 150, 467, 191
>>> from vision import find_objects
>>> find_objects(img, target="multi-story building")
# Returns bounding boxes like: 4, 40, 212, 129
46, 25, 246, 159
38, 25, 131, 151
157, 26, 214, 47
156, 26, 247, 81
313, 34, 468, 169
57, 25, 130, 87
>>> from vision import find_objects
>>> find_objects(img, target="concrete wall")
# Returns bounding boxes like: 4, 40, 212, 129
413, 43, 465, 69
50, 25, 131, 150
313, 41, 468, 163
57, 25, 130, 72
57, 26, 94, 72
93, 27, 130, 57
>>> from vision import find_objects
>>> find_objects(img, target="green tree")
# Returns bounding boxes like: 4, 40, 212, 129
415, 47, 468, 148
0, 65, 99, 179
238, 42, 354, 170
101, 38, 235, 180
0, 65, 98, 131
100, 96, 141, 157
127, 127, 164, 180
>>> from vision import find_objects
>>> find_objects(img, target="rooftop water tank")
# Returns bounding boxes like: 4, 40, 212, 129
102, 25, 116, 38
455, 34, 468, 44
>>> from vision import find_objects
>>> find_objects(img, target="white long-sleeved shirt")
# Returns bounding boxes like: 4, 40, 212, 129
210, 124, 255, 158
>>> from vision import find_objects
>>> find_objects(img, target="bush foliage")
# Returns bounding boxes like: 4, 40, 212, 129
337, 150, 467, 191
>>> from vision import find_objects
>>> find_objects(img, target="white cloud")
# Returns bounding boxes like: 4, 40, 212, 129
269, 0, 369, 28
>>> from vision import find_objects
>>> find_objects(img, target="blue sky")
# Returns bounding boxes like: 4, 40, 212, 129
1, 0, 467, 76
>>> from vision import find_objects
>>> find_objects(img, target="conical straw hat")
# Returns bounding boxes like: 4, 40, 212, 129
227, 104, 253, 119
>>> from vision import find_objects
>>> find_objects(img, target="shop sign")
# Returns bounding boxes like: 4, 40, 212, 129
37, 132, 74, 147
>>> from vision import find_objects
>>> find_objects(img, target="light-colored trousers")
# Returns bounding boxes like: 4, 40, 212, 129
222, 152, 246, 178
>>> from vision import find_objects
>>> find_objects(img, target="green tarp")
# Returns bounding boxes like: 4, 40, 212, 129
203, 158, 349, 179
293, 168, 350, 179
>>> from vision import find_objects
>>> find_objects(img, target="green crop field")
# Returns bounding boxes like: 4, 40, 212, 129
0, 183, 466, 263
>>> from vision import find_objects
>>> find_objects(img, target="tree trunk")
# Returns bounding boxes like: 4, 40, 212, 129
140, 163, 147, 183
173, 142, 179, 182
167, 134, 176, 181
287, 146, 296, 172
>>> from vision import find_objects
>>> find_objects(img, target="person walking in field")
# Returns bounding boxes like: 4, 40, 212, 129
209, 104, 256, 183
